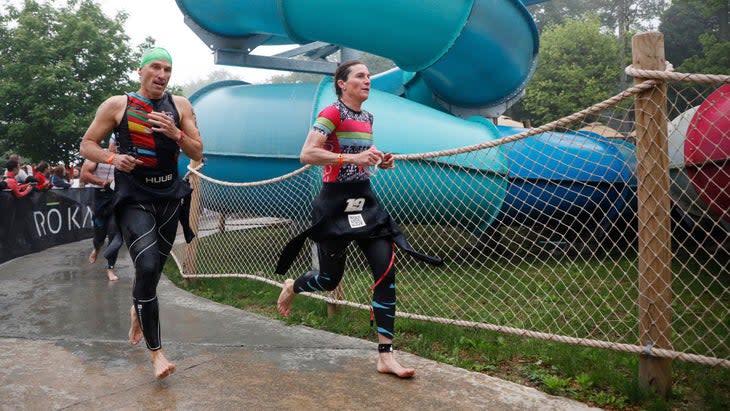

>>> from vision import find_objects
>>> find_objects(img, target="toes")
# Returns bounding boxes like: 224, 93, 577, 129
399, 369, 416, 379
155, 363, 176, 379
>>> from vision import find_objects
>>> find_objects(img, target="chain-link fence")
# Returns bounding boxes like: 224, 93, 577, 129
170, 55, 729, 370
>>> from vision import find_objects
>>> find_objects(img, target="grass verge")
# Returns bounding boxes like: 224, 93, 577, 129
164, 257, 729, 411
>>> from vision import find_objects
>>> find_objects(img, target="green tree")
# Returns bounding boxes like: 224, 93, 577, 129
529, 0, 669, 89
678, 33, 730, 74
528, 0, 597, 32
660, 0, 720, 67
516, 17, 621, 126
0, 0, 141, 165
685, 0, 730, 41
595, 0, 670, 86
662, 0, 730, 75
593, 0, 669, 34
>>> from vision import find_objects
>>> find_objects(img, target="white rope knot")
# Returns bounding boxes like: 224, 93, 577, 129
624, 60, 674, 79
626, 61, 730, 84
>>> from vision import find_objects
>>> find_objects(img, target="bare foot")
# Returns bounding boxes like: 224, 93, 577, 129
277, 279, 295, 317
377, 353, 416, 378
150, 350, 176, 380
128, 305, 143, 345
88, 249, 98, 264
106, 268, 118, 281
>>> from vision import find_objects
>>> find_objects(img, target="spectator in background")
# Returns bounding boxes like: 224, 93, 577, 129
4, 159, 33, 198
50, 165, 71, 189
80, 140, 121, 282
33, 161, 51, 189
69, 163, 82, 188
22, 163, 37, 184
5, 154, 28, 183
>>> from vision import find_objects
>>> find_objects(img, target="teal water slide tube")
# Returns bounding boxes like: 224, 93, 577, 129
176, 0, 540, 113
174, 0, 545, 229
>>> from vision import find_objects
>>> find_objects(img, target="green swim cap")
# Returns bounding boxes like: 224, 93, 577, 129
139, 47, 172, 68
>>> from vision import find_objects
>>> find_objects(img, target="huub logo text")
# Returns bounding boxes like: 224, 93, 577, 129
33, 205, 93, 237
145, 174, 173, 184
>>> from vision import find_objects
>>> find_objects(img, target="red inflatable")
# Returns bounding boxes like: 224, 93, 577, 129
685, 84, 730, 224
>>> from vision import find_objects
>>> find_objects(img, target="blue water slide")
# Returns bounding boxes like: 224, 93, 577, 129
495, 126, 638, 232
175, 0, 539, 113
175, 0, 638, 237
182, 78, 508, 230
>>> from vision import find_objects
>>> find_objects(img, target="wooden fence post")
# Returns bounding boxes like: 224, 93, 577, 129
632, 31, 673, 397
327, 285, 344, 316
182, 160, 202, 286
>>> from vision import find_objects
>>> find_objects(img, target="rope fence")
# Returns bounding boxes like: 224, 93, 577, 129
170, 41, 729, 371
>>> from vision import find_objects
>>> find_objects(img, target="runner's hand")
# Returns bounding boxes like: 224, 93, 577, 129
147, 111, 180, 140
379, 153, 395, 169
113, 154, 143, 173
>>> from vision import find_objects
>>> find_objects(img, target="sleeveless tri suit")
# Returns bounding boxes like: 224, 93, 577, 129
113, 92, 191, 207
112, 91, 194, 350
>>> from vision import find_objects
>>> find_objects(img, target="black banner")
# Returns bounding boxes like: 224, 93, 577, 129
0, 188, 97, 264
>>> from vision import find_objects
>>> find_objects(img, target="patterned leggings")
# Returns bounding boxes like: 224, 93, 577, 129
293, 237, 397, 339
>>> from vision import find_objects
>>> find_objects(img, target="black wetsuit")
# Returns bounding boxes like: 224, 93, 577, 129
113, 92, 193, 351
91, 184, 121, 269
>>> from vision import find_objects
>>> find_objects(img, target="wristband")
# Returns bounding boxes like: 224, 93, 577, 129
106, 154, 115, 165
336, 153, 344, 166
176, 131, 186, 145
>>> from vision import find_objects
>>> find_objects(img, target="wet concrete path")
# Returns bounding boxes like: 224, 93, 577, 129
0, 240, 600, 410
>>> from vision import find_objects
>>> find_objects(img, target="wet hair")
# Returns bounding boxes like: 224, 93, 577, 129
334, 60, 365, 98
6, 159, 18, 172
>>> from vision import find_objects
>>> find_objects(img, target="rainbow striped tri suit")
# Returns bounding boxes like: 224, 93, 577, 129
315, 100, 374, 183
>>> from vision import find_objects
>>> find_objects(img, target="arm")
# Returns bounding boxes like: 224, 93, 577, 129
39, 174, 50, 189
7, 178, 33, 198
15, 183, 33, 197
79, 95, 142, 173
148, 95, 203, 161
299, 129, 380, 167
79, 159, 110, 187
51, 175, 71, 189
